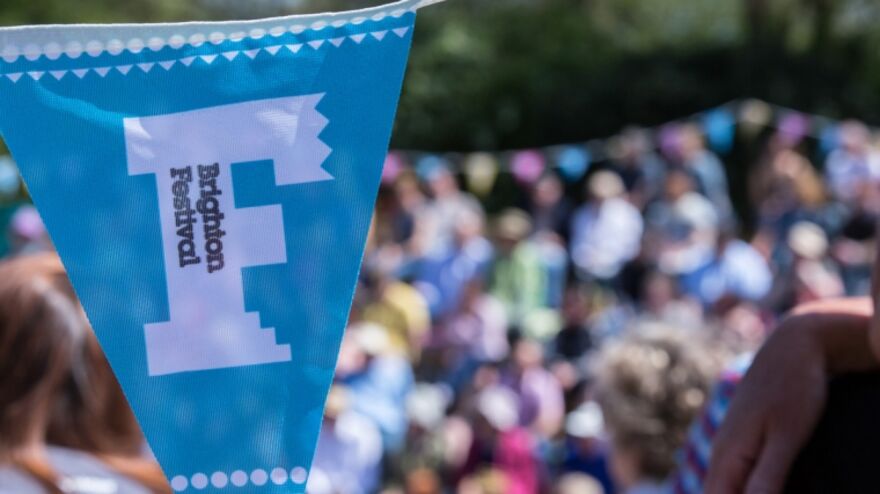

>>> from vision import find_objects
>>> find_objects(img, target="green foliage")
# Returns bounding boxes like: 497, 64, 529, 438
0, 0, 210, 25
2, 0, 880, 152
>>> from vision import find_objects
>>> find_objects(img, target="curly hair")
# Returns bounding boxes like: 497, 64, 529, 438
594, 324, 721, 480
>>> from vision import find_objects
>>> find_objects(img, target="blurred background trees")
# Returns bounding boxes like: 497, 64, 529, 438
3, 0, 880, 151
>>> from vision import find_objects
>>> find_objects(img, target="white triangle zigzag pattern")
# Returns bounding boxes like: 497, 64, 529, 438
0, 28, 411, 83
0, 5, 417, 63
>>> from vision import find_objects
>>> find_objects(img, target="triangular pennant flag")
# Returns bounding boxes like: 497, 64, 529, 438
264, 45, 282, 55
393, 26, 411, 37
372, 30, 389, 40
350, 33, 367, 44
243, 48, 261, 59
116, 64, 133, 75
329, 37, 345, 47
0, 0, 435, 492
50, 70, 67, 80
222, 50, 239, 61
307, 39, 325, 50
159, 60, 176, 71
5, 72, 22, 82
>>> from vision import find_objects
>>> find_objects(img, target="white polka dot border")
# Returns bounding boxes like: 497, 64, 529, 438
170, 467, 308, 492
0, 26, 414, 83
0, 6, 416, 63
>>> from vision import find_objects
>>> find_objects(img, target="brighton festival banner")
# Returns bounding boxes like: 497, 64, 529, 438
0, 0, 441, 491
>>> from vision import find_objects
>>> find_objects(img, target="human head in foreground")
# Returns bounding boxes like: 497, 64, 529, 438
595, 325, 719, 494
0, 253, 169, 494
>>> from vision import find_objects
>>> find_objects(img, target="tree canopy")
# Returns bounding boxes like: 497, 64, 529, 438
2, 0, 880, 151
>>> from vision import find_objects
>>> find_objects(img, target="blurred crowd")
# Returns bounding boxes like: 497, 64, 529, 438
2, 119, 879, 494
303, 120, 880, 494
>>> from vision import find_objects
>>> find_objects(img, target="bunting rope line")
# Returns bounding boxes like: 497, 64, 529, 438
384, 98, 878, 185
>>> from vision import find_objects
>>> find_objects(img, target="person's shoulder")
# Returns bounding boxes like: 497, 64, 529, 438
45, 447, 153, 494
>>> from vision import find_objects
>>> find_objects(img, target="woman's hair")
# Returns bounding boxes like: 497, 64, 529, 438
594, 324, 720, 481
0, 253, 170, 494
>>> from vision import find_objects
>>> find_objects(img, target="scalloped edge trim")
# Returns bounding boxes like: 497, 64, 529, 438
0, 0, 431, 63
0, 26, 412, 82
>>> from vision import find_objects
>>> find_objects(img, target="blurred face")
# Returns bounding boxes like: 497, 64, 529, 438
643, 274, 674, 311
679, 127, 705, 160
513, 340, 543, 371
429, 170, 458, 198
335, 333, 367, 377
534, 176, 563, 208
395, 177, 424, 209
840, 122, 870, 154
562, 289, 588, 323
664, 170, 693, 201
454, 213, 483, 246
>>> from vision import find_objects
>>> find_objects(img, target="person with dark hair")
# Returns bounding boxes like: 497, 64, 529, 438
0, 253, 170, 494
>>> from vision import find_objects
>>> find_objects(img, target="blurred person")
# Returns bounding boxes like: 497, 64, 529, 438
361, 265, 431, 361
552, 284, 595, 362
749, 133, 827, 227
6, 205, 51, 256
749, 137, 836, 270
457, 387, 538, 494
585, 290, 637, 344
456, 469, 509, 494
679, 227, 772, 310
369, 172, 430, 271
335, 322, 414, 453
570, 171, 644, 283
440, 278, 509, 390
500, 338, 566, 438
310, 385, 383, 494
645, 171, 718, 276
595, 325, 721, 494
528, 174, 574, 308
559, 402, 614, 494
489, 209, 547, 327
404, 468, 442, 494
529, 173, 573, 241
421, 165, 484, 254
391, 171, 428, 248
824, 120, 879, 204
549, 359, 587, 415
395, 383, 454, 480
764, 221, 844, 313
609, 127, 667, 210
677, 125, 733, 224
718, 302, 768, 355
636, 270, 702, 330
831, 183, 880, 296
554, 473, 605, 494
412, 206, 493, 320
0, 253, 169, 494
